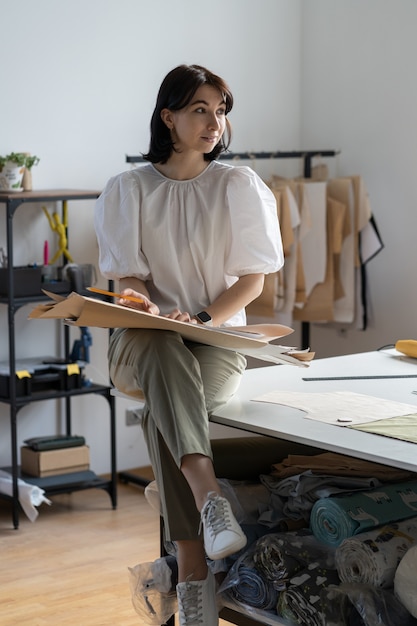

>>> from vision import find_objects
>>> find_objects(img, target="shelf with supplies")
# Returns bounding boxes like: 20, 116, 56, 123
0, 189, 117, 530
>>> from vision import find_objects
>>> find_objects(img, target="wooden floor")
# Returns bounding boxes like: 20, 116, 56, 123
0, 470, 229, 625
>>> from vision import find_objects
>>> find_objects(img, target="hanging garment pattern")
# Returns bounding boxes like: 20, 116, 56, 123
247, 174, 383, 331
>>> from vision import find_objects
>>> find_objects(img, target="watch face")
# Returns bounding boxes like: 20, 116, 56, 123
197, 311, 212, 323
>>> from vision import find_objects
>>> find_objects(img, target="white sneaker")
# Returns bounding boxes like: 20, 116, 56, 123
200, 492, 247, 561
176, 569, 218, 626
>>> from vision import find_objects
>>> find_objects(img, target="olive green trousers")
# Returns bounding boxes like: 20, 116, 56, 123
108, 327, 247, 541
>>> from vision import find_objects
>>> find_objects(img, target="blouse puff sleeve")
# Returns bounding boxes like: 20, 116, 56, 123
94, 172, 151, 281
225, 166, 284, 277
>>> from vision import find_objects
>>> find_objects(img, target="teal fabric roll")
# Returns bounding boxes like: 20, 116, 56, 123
310, 480, 417, 547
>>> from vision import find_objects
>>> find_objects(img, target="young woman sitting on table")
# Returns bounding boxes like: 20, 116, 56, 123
94, 64, 283, 626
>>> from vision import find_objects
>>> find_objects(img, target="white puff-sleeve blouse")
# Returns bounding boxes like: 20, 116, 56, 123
94, 161, 283, 326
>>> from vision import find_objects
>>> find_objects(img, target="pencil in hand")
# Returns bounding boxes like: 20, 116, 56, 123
87, 286, 144, 304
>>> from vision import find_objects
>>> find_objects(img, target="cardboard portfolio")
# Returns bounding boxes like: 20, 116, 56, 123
28, 291, 314, 367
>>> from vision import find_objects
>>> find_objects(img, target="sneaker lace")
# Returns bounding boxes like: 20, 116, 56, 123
177, 581, 203, 625
200, 494, 231, 538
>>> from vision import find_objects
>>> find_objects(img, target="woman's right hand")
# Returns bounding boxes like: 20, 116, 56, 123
118, 289, 160, 316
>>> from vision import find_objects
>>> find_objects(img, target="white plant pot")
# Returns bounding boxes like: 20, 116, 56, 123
0, 161, 25, 191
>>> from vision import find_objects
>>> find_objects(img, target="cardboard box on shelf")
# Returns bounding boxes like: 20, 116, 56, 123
21, 445, 90, 477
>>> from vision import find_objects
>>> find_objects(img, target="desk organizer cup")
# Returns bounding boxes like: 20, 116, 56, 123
0, 266, 42, 297
41, 264, 57, 283
61, 263, 97, 292
41, 265, 72, 294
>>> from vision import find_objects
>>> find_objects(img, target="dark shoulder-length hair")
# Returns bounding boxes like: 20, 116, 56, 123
143, 64, 233, 164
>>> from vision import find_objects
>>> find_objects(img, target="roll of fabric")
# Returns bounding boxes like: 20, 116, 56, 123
227, 561, 279, 611
310, 480, 417, 546
336, 519, 417, 588
252, 532, 305, 591
394, 544, 417, 618
260, 469, 380, 526
277, 563, 340, 626
221, 530, 336, 616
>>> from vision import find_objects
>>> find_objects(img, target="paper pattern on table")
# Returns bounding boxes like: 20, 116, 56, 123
350, 414, 417, 444
252, 390, 417, 426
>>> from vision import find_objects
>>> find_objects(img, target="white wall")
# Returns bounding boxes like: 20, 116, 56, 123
300, 0, 417, 358
2, 0, 416, 476
0, 0, 301, 473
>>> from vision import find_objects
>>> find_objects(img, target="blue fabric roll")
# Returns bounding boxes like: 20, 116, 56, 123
228, 563, 279, 611
222, 530, 335, 614
310, 480, 417, 547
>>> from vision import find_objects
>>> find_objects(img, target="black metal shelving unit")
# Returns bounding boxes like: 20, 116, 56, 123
0, 189, 117, 529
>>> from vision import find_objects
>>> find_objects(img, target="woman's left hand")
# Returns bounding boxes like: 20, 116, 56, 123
163, 308, 197, 324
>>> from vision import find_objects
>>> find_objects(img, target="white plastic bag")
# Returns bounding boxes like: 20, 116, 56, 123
0, 470, 51, 521
128, 556, 178, 625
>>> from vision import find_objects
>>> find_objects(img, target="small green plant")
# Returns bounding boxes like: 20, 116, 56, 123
24, 155, 40, 169
0, 152, 40, 169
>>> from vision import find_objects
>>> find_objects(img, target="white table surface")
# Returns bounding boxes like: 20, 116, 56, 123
212, 350, 417, 473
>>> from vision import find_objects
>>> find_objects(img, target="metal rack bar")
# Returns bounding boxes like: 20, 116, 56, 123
126, 149, 339, 175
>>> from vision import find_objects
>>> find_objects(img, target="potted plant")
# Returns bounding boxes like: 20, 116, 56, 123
0, 152, 40, 191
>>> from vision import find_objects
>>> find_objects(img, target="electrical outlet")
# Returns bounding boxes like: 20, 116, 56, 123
125, 406, 143, 426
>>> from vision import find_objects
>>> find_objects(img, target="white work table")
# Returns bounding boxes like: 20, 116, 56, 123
213, 349, 417, 626
212, 349, 417, 473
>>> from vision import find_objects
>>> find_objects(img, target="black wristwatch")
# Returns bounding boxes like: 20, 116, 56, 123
195, 311, 213, 326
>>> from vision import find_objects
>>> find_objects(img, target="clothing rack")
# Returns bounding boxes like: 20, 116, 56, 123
126, 149, 339, 178
126, 149, 340, 348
